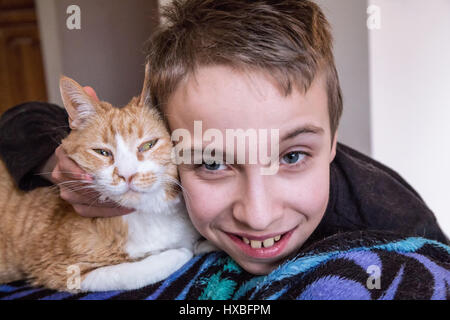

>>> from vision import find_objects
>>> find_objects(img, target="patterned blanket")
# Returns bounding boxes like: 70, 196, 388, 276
1, 231, 449, 300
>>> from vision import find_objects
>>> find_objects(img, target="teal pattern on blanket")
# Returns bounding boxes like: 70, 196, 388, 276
1, 231, 449, 300
198, 257, 241, 300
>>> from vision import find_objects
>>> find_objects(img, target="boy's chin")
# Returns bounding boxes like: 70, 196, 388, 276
235, 257, 283, 275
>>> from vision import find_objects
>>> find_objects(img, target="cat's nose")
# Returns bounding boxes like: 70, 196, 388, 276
118, 173, 137, 184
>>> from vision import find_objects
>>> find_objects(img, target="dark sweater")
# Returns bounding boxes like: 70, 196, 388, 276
0, 102, 448, 245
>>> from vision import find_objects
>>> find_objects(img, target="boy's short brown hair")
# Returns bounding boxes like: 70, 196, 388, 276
146, 0, 343, 138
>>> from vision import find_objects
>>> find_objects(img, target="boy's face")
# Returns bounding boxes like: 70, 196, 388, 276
166, 65, 337, 274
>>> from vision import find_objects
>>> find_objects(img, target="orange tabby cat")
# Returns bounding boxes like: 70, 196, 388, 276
0, 66, 201, 292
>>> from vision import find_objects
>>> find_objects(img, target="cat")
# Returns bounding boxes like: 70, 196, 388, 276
0, 65, 204, 292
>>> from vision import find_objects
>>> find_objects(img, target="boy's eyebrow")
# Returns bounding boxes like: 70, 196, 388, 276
281, 124, 324, 142
184, 124, 324, 153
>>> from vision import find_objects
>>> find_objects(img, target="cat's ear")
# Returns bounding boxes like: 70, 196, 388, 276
138, 62, 150, 106
59, 76, 99, 130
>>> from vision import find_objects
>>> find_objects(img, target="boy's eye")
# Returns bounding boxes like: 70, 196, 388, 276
203, 161, 226, 171
93, 149, 112, 157
281, 151, 305, 164
138, 139, 158, 152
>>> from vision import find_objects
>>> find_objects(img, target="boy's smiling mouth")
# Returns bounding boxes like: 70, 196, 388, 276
225, 227, 297, 259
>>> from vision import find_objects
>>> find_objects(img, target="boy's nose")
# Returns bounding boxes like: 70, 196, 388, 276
232, 173, 282, 230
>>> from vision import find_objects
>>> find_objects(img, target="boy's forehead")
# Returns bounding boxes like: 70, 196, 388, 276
166, 65, 330, 134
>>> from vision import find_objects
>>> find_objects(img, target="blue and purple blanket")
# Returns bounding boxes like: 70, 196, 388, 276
1, 231, 449, 300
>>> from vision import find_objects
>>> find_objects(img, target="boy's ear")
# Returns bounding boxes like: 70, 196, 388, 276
330, 131, 338, 162
59, 76, 99, 130
138, 62, 150, 106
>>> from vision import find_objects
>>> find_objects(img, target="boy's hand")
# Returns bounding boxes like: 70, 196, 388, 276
48, 86, 134, 218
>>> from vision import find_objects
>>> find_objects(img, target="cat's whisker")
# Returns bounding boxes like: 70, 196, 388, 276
57, 184, 96, 192
85, 196, 107, 210
111, 201, 126, 210
47, 185, 63, 192
155, 175, 182, 189
57, 187, 100, 196
154, 174, 193, 202
53, 182, 101, 194
62, 186, 100, 194
55, 179, 93, 185
34, 171, 91, 177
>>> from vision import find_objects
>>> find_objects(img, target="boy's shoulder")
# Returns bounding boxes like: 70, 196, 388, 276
333, 142, 424, 201
308, 142, 449, 245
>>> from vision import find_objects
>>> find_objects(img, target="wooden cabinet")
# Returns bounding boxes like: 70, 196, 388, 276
0, 0, 47, 115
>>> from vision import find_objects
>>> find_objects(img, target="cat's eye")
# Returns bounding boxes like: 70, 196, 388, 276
93, 149, 112, 157
138, 139, 158, 152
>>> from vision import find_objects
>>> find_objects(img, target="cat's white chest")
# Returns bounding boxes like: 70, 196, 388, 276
121, 194, 199, 259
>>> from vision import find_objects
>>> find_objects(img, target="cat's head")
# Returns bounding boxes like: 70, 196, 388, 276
59, 70, 179, 210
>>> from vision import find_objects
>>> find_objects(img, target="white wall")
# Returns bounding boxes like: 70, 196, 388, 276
368, 0, 450, 235
314, 0, 372, 156
318, 0, 450, 236
36, 0, 159, 107
35, 0, 64, 106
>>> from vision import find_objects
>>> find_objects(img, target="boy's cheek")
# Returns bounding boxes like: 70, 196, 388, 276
282, 169, 330, 219
180, 174, 228, 225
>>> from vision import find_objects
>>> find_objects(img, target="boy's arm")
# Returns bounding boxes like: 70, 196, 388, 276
0, 102, 70, 190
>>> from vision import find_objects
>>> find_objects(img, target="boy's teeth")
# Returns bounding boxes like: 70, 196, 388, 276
250, 240, 262, 249
263, 238, 274, 248
244, 235, 282, 248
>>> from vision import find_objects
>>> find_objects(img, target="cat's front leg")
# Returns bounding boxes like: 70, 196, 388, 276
80, 248, 193, 292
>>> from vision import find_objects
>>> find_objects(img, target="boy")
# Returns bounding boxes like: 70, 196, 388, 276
0, 0, 448, 275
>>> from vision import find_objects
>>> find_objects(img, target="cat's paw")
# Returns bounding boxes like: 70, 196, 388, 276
194, 240, 220, 255
80, 265, 122, 292
161, 248, 194, 272
80, 248, 194, 292
167, 247, 193, 261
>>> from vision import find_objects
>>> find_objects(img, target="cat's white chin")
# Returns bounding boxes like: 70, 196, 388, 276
111, 181, 168, 211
